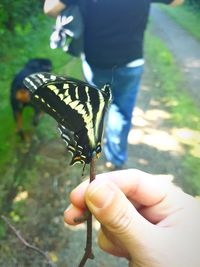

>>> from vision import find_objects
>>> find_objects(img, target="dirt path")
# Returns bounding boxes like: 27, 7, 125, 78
126, 5, 200, 193
150, 5, 200, 107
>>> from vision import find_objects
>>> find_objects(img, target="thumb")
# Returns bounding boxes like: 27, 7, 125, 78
85, 179, 153, 254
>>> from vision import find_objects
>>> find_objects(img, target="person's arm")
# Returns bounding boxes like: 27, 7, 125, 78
170, 0, 184, 6
43, 0, 66, 17
151, 0, 184, 6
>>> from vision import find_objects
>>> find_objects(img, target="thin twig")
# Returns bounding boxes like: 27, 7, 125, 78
78, 156, 96, 267
1, 215, 56, 267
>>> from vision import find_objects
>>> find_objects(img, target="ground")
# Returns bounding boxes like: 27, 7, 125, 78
1, 6, 200, 267
151, 5, 200, 107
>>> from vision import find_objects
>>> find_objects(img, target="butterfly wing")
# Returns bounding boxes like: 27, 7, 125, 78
24, 72, 112, 165
95, 83, 112, 143
58, 124, 87, 165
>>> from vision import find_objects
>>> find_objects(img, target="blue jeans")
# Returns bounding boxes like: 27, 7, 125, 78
82, 60, 144, 166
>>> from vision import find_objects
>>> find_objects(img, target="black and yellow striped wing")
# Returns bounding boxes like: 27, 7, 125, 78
23, 72, 112, 165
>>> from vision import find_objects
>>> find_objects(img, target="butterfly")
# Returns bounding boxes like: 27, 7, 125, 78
23, 72, 112, 166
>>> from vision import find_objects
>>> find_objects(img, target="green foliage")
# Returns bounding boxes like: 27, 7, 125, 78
0, 222, 6, 239
182, 155, 200, 195
0, 5, 74, 218
0, 1, 42, 33
161, 3, 200, 41
0, 17, 70, 171
145, 31, 200, 128
186, 0, 200, 8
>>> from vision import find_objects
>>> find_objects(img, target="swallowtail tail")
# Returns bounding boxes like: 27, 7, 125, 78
23, 72, 112, 165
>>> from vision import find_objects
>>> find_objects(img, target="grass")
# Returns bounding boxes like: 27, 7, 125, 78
0, 15, 83, 226
160, 3, 200, 41
0, 17, 76, 174
145, 27, 200, 195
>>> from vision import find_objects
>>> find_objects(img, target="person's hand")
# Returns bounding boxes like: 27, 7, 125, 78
44, 0, 65, 17
64, 169, 200, 267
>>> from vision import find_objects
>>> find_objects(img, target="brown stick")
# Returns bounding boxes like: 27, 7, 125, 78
1, 215, 55, 267
78, 156, 96, 267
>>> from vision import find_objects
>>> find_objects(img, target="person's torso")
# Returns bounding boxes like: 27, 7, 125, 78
82, 0, 151, 68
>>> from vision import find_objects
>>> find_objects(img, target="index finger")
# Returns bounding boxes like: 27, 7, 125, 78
70, 169, 173, 209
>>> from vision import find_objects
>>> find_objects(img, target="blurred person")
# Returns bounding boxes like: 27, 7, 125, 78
44, 0, 184, 170
64, 169, 200, 267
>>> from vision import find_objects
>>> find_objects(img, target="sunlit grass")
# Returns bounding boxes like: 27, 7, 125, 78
145, 27, 200, 194
160, 3, 200, 41
145, 30, 200, 128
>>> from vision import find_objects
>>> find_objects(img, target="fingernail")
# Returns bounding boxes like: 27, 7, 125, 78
65, 203, 73, 211
87, 181, 115, 209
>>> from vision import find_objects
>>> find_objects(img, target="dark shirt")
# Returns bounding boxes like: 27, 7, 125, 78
61, 0, 172, 68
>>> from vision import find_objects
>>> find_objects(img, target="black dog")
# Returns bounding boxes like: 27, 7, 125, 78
10, 58, 52, 140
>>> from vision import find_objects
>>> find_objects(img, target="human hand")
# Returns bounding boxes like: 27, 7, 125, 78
44, 0, 66, 17
64, 169, 200, 267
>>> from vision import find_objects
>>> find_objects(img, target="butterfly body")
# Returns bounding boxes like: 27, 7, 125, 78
24, 73, 112, 165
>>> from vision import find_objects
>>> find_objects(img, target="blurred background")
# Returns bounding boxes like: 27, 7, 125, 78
0, 1, 200, 266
